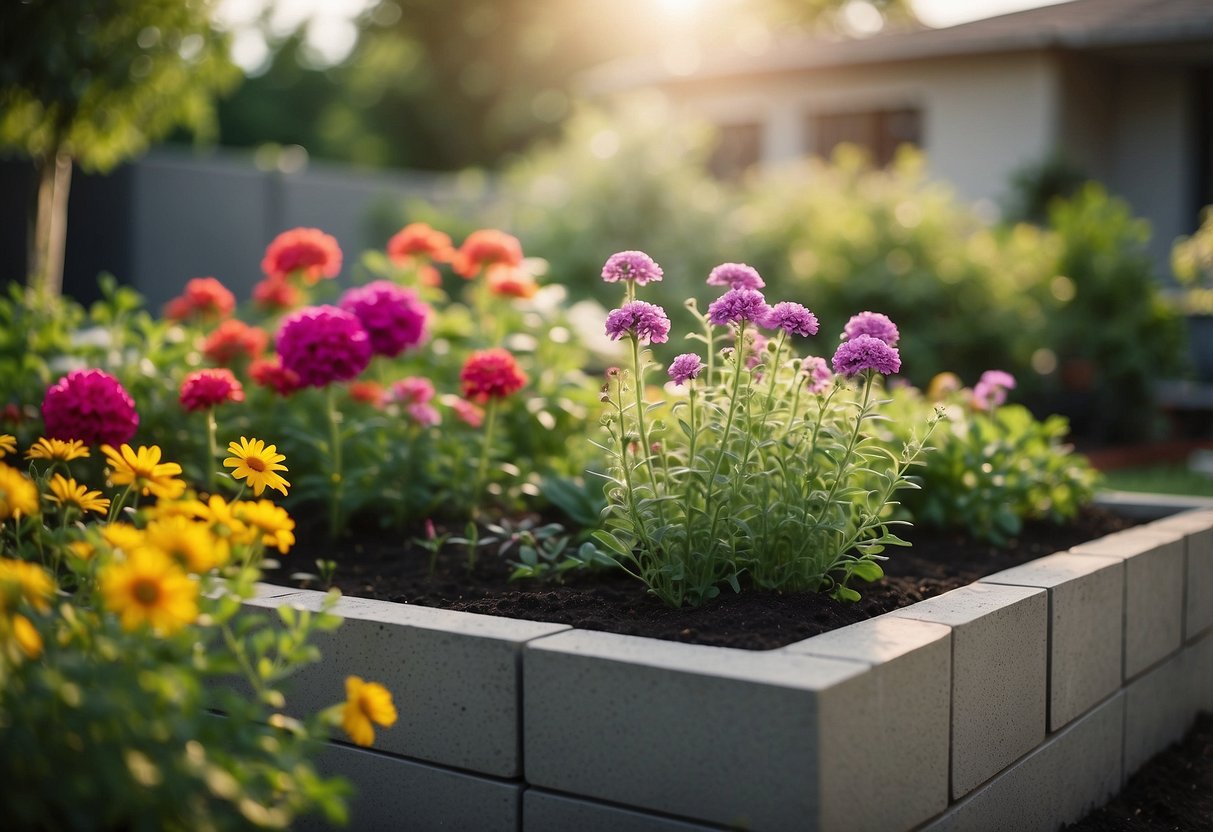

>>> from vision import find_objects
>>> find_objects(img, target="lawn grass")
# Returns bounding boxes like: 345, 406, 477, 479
1100, 463, 1213, 497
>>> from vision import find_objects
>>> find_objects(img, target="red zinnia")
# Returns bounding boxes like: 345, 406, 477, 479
164, 277, 236, 322
249, 356, 302, 397
261, 228, 343, 285
451, 230, 523, 279
349, 381, 386, 408
459, 348, 528, 403
387, 223, 455, 265
202, 319, 269, 365
253, 277, 301, 312
180, 369, 245, 412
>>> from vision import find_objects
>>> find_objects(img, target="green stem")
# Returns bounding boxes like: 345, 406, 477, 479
205, 408, 218, 496
630, 336, 664, 523
702, 321, 748, 560
469, 398, 498, 571
327, 386, 344, 537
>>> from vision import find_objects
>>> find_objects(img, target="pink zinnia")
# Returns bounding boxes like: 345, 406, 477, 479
250, 356, 302, 397
42, 369, 139, 447
261, 228, 343, 284
802, 356, 833, 394
406, 403, 441, 427
601, 251, 663, 286
276, 305, 372, 388
604, 301, 671, 344
444, 395, 485, 428
667, 354, 705, 386
707, 263, 764, 291
708, 288, 769, 327
764, 302, 819, 337
842, 311, 900, 346
180, 369, 245, 412
339, 281, 430, 357
389, 376, 436, 406
831, 335, 902, 377
460, 348, 528, 402
972, 370, 1017, 411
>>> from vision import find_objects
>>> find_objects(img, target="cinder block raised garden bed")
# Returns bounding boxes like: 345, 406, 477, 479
257, 501, 1213, 832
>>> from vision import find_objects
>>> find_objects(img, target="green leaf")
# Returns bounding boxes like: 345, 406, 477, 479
849, 561, 884, 583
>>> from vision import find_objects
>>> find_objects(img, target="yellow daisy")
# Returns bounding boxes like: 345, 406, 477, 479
46, 474, 111, 515
235, 499, 296, 554
26, 437, 90, 462
0, 464, 39, 520
223, 437, 290, 497
144, 515, 229, 573
9, 613, 43, 660
0, 434, 15, 457
197, 494, 256, 546
100, 547, 198, 635
101, 444, 186, 500
101, 522, 145, 554
68, 540, 96, 561
341, 676, 398, 747
0, 558, 55, 613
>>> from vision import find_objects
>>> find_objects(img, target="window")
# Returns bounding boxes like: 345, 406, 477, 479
708, 122, 763, 180
809, 107, 922, 166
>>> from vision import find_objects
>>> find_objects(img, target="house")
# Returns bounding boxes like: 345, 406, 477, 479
585, 0, 1213, 267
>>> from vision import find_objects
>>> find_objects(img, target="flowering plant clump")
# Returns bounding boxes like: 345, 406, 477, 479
593, 252, 941, 606
0, 435, 397, 829
885, 371, 1099, 545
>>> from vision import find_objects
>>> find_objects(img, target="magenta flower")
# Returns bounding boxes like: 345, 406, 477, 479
389, 376, 436, 406
179, 369, 244, 413
764, 302, 819, 337
831, 334, 902, 377
339, 280, 430, 357
276, 305, 373, 388
42, 369, 139, 447
803, 356, 834, 393
708, 288, 770, 327
601, 251, 664, 286
707, 263, 765, 291
406, 402, 441, 427
667, 353, 706, 386
972, 370, 1017, 411
842, 311, 900, 346
605, 301, 671, 344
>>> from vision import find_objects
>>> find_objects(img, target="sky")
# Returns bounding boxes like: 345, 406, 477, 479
214, 0, 1076, 73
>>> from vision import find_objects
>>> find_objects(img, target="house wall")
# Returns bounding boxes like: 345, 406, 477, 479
662, 51, 1060, 204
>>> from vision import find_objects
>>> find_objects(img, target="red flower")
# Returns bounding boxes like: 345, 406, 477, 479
486, 264, 539, 299
164, 277, 236, 322
202, 319, 269, 365
261, 228, 343, 285
253, 277, 301, 312
451, 230, 523, 279
387, 223, 455, 265
349, 381, 386, 408
180, 369, 245, 412
459, 348, 528, 403
249, 356, 302, 397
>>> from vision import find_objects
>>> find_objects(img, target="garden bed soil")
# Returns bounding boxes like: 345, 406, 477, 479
278, 505, 1135, 651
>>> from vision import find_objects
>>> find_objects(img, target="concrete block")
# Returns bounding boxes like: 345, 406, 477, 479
920, 692, 1124, 832
889, 584, 1047, 798
1071, 527, 1185, 679
1148, 509, 1213, 641
524, 628, 876, 831
524, 789, 719, 832
295, 743, 520, 832
243, 588, 569, 777
1123, 649, 1196, 779
784, 616, 952, 830
981, 552, 1124, 730
1184, 632, 1213, 715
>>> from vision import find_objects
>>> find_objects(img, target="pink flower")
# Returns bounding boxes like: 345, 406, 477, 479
180, 369, 244, 412
202, 319, 268, 365
261, 228, 342, 284
707, 263, 764, 290
406, 403, 441, 427
831, 335, 902, 377
708, 288, 769, 327
972, 370, 1017, 411
389, 376, 436, 406
164, 277, 236, 322
601, 251, 663, 286
339, 281, 430, 357
667, 354, 705, 386
42, 369, 139, 447
250, 356, 302, 397
764, 302, 819, 337
443, 395, 485, 428
802, 356, 833, 393
604, 301, 671, 344
387, 223, 455, 265
842, 311, 900, 346
253, 277, 301, 312
460, 349, 528, 403
276, 306, 372, 388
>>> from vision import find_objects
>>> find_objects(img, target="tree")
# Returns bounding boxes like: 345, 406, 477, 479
0, 0, 239, 297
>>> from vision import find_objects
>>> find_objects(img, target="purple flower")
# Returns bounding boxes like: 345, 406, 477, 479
831, 334, 902, 377
802, 356, 833, 394
707, 263, 765, 290
605, 301, 671, 344
667, 353, 706, 386
339, 280, 430, 357
972, 370, 1017, 411
42, 369, 139, 447
276, 305, 373, 388
601, 251, 663, 286
708, 288, 770, 327
764, 302, 819, 337
842, 311, 900, 346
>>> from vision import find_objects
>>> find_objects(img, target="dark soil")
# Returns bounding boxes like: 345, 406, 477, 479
277, 505, 1134, 651
1065, 712, 1213, 831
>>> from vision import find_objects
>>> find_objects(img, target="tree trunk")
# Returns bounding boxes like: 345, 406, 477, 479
28, 148, 73, 298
